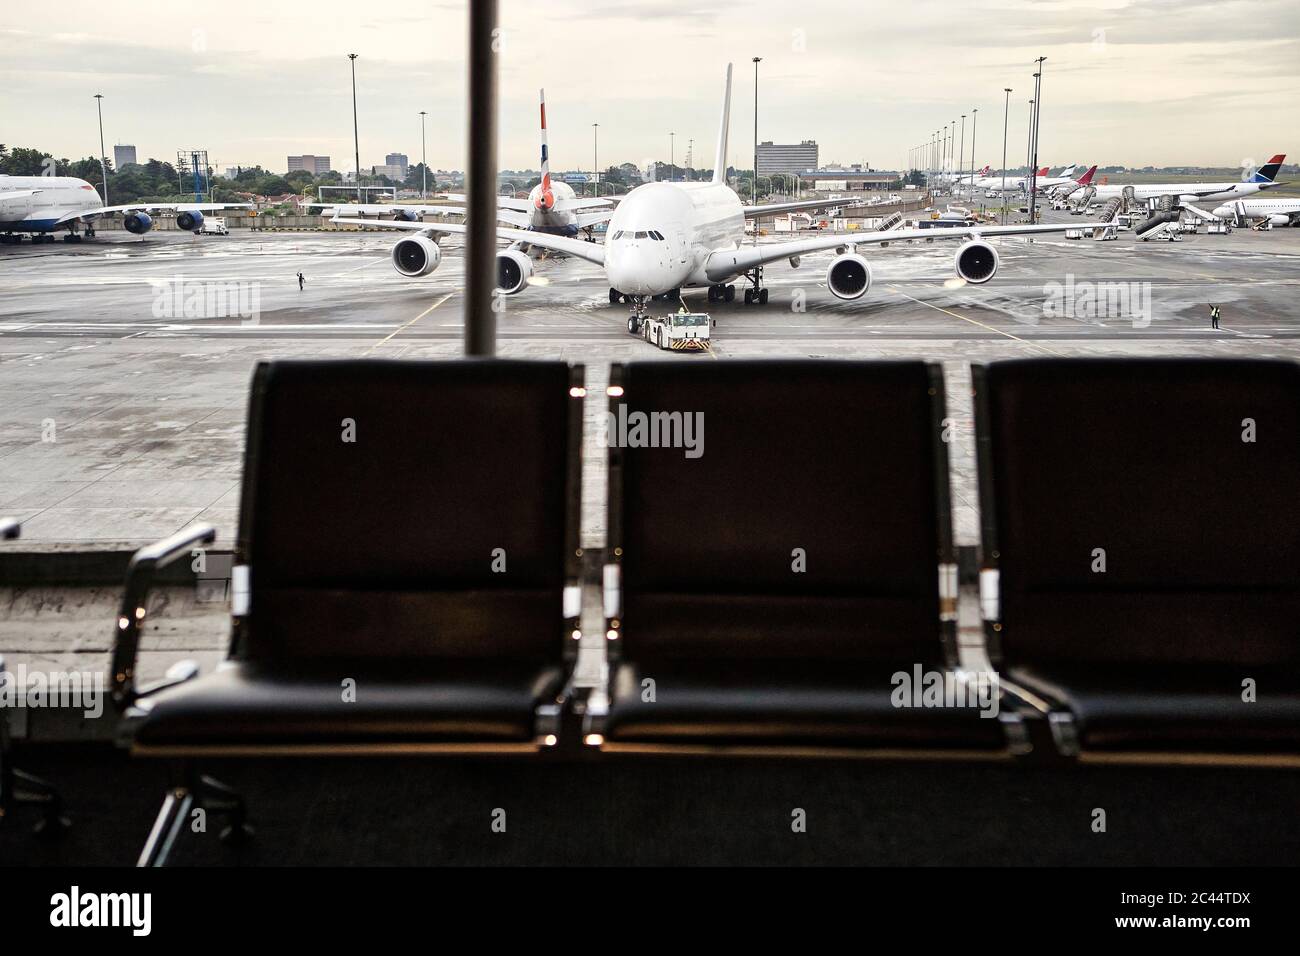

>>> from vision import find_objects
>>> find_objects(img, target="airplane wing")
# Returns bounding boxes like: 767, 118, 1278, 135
743, 197, 861, 219
576, 210, 615, 229
704, 222, 1097, 282
309, 203, 465, 218
331, 215, 606, 267
93, 202, 253, 214
553, 197, 614, 210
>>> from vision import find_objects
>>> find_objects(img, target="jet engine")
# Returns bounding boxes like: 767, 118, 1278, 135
496, 249, 533, 295
825, 253, 872, 300
954, 240, 999, 284
176, 210, 204, 232
391, 235, 442, 277
124, 212, 154, 235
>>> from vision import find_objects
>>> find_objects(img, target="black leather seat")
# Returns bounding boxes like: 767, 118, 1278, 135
976, 358, 1300, 761
593, 360, 1017, 755
122, 359, 582, 751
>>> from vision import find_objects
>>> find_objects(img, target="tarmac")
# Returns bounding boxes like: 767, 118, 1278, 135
1, 217, 1298, 701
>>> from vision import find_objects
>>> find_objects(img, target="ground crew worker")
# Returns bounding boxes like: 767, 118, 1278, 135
297, 271, 305, 291
1210, 304, 1221, 330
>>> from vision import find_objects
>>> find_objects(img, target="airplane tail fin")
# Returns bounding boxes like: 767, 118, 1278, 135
1252, 154, 1286, 183
712, 63, 733, 185
1077, 165, 1098, 186
537, 89, 555, 209
1037, 166, 1049, 178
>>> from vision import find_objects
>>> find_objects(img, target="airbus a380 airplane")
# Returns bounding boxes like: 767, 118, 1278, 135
0, 176, 249, 243
341, 64, 1097, 330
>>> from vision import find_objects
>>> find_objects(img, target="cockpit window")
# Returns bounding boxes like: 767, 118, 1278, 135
650, 231, 664, 240
634, 231, 648, 239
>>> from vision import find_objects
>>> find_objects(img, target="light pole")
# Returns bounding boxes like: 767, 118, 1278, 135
958, 114, 965, 195
752, 56, 762, 205
592, 122, 599, 194
1025, 98, 1034, 184
1029, 57, 1046, 224
419, 110, 428, 199
348, 54, 361, 193
669, 131, 675, 182
93, 93, 108, 205
970, 107, 978, 195
1000, 88, 1011, 224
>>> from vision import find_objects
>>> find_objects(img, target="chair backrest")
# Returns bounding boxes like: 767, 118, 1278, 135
609, 360, 953, 665
977, 358, 1300, 668
234, 359, 581, 662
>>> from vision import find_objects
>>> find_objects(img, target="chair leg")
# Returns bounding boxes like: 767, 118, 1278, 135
198, 774, 255, 845
12, 768, 71, 838
137, 786, 194, 867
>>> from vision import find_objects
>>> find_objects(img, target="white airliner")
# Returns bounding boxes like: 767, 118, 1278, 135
0, 175, 249, 243
317, 90, 618, 239
1209, 197, 1300, 226
978, 165, 1080, 195
1088, 155, 1287, 205
339, 64, 1097, 330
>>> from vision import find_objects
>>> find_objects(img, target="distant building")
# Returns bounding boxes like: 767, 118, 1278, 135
384, 153, 410, 178
371, 164, 406, 182
113, 144, 137, 169
287, 154, 332, 175
797, 166, 899, 191
756, 140, 819, 178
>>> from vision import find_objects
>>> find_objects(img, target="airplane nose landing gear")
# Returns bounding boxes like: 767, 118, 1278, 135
626, 295, 649, 335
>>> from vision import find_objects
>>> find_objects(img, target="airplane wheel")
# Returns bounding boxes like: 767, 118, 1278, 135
759, 289, 769, 305
628, 317, 637, 334
609, 288, 621, 304
744, 289, 754, 305
724, 285, 735, 302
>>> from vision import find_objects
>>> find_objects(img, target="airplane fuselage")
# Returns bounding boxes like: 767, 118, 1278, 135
1092, 180, 1280, 204
525, 179, 581, 236
0, 175, 106, 232
602, 180, 745, 296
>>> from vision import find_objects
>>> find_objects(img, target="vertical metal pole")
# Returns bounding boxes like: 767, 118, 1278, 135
969, 107, 977, 195
94, 94, 108, 205
752, 56, 761, 204
420, 110, 427, 199
1025, 99, 1033, 185
465, 0, 498, 356
1029, 58, 1045, 224
670, 132, 674, 181
592, 123, 598, 193
349, 54, 361, 194
1001, 88, 1011, 225
958, 115, 965, 196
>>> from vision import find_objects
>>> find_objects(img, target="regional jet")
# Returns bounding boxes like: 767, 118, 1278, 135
339, 64, 1099, 330
1209, 197, 1300, 226
0, 175, 249, 243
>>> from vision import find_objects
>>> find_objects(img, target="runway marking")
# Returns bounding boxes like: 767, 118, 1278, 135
886, 287, 1066, 357
365, 293, 454, 353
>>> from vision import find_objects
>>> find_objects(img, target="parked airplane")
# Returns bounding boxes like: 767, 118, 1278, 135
0, 175, 249, 243
316, 89, 618, 239
339, 64, 1098, 329
1089, 156, 1287, 205
1209, 197, 1300, 226
979, 165, 1078, 194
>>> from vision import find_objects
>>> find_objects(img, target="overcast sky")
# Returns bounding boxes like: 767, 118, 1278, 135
2, 0, 1296, 175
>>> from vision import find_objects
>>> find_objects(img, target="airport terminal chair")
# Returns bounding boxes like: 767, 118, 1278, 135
0, 519, 70, 836
975, 358, 1300, 766
585, 360, 1027, 759
113, 360, 585, 864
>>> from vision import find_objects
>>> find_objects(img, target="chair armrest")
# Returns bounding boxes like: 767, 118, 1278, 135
110, 525, 216, 708
0, 518, 20, 540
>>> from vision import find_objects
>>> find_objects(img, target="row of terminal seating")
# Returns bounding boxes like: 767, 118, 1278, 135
5, 357, 1298, 863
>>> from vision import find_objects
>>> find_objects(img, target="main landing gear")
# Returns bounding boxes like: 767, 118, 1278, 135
707, 283, 736, 303
742, 266, 768, 305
